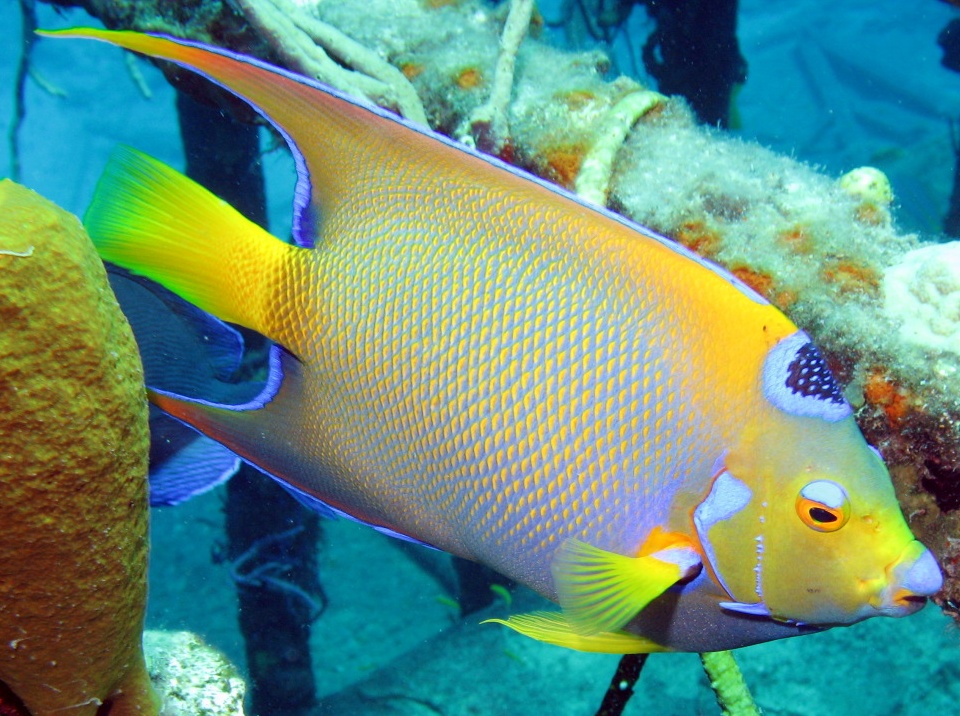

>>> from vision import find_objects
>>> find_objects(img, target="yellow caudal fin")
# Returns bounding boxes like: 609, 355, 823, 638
482, 612, 670, 654
551, 535, 702, 636
85, 146, 299, 340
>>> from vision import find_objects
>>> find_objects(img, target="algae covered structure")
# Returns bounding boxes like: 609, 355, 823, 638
0, 181, 159, 716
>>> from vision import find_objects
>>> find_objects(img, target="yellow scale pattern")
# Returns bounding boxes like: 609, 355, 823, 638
265, 156, 780, 598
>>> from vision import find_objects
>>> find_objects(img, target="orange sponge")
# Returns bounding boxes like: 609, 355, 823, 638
0, 181, 158, 716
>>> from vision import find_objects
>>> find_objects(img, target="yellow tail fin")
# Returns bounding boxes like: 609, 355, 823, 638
85, 146, 295, 338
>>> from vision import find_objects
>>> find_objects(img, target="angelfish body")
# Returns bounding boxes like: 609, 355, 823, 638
47, 28, 941, 653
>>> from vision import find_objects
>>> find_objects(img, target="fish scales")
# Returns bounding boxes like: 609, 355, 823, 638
266, 149, 790, 597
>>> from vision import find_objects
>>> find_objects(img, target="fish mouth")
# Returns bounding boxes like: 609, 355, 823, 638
878, 590, 929, 618
894, 593, 929, 610
875, 541, 942, 617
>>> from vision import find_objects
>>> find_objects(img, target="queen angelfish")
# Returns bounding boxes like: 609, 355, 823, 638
43, 28, 941, 654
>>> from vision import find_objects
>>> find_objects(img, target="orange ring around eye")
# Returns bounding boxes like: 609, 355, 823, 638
796, 495, 848, 532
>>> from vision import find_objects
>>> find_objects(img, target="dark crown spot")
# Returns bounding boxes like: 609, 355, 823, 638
785, 343, 845, 406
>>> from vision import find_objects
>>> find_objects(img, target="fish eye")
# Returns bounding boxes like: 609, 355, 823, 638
796, 480, 850, 532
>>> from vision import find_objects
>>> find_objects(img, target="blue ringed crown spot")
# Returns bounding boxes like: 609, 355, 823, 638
762, 332, 851, 422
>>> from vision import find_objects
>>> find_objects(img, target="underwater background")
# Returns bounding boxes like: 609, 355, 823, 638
2, 1, 960, 714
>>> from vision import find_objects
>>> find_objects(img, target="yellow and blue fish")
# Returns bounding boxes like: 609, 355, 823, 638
45, 28, 941, 654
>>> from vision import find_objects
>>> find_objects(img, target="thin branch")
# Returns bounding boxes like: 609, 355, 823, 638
456, 0, 535, 153
124, 52, 153, 99
575, 88, 665, 205
238, 0, 427, 125
216, 525, 328, 622
9, 0, 37, 182
699, 650, 762, 716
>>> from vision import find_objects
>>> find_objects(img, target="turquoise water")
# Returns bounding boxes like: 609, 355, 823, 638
3, 2, 960, 714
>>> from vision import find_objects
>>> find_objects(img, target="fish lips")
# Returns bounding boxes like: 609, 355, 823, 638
873, 541, 942, 618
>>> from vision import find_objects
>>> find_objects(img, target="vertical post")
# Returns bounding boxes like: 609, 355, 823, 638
9, 0, 37, 181
593, 653, 649, 716
176, 90, 321, 716
640, 0, 746, 128
938, 18, 960, 237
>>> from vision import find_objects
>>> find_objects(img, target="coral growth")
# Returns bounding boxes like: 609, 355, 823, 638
144, 631, 245, 716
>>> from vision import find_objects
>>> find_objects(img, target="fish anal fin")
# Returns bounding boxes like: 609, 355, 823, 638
482, 612, 669, 654
148, 345, 306, 482
552, 536, 701, 637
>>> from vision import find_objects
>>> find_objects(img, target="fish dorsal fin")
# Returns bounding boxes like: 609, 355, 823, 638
41, 28, 802, 306
552, 533, 701, 636
41, 28, 459, 249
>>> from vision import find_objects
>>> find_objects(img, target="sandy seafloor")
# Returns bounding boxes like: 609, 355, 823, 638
3, 1, 960, 714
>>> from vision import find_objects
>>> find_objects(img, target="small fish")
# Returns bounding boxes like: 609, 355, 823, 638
43, 28, 941, 654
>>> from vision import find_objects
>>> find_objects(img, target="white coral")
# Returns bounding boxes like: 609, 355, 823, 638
884, 242, 960, 358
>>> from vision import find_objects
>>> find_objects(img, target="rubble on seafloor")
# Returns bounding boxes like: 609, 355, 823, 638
40, 0, 960, 614
144, 631, 246, 716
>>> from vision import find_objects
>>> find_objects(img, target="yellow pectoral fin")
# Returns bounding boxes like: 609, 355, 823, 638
552, 536, 701, 636
482, 612, 670, 654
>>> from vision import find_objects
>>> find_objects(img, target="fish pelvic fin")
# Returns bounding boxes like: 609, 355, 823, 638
482, 612, 670, 654
552, 532, 701, 636
85, 145, 304, 344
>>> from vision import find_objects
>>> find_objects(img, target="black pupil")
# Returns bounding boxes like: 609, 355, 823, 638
810, 507, 838, 523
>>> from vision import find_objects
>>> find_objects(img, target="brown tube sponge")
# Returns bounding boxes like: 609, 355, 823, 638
0, 181, 159, 716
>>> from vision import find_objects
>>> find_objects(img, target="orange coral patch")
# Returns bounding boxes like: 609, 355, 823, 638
498, 138, 517, 165
854, 203, 889, 226
530, 8, 545, 33
556, 89, 597, 111
674, 220, 722, 258
730, 265, 775, 300
821, 259, 879, 294
778, 226, 813, 254
863, 369, 913, 425
773, 289, 798, 310
456, 67, 483, 90
543, 145, 585, 188
863, 370, 896, 405
401, 63, 424, 80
